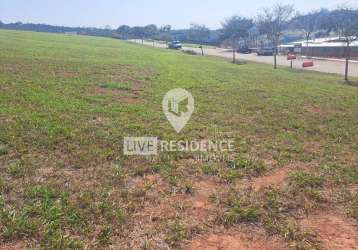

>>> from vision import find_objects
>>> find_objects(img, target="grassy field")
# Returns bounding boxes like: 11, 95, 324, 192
0, 29, 357, 249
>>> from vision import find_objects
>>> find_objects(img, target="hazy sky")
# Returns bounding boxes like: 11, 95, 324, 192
1, 0, 357, 29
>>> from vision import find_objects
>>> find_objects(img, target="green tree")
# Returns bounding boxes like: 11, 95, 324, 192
292, 11, 322, 57
158, 25, 172, 45
325, 7, 358, 81
257, 4, 295, 69
188, 23, 210, 55
144, 24, 158, 39
117, 25, 131, 39
221, 16, 254, 63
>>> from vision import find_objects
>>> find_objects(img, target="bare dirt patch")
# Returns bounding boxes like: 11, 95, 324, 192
250, 167, 293, 191
193, 179, 219, 197
304, 140, 321, 153
186, 228, 288, 250
301, 212, 358, 250
304, 104, 323, 114
138, 177, 221, 222
304, 103, 339, 116
186, 179, 221, 220
0, 242, 25, 250
53, 71, 80, 78
239, 162, 310, 191
125, 177, 224, 248
262, 156, 278, 168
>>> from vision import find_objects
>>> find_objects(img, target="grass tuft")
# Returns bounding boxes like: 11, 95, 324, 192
99, 82, 130, 90
290, 171, 325, 188
0, 144, 8, 156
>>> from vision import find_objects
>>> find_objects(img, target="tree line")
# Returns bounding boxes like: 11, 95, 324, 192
0, 21, 115, 37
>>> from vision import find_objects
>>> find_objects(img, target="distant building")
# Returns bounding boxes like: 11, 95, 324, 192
279, 37, 358, 58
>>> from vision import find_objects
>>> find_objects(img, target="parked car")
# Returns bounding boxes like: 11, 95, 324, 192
236, 47, 252, 54
257, 47, 275, 56
168, 41, 182, 49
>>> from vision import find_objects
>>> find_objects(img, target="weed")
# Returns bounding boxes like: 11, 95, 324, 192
26, 185, 65, 200
303, 188, 324, 202
221, 201, 259, 225
41, 228, 84, 249
341, 168, 358, 184
263, 217, 316, 249
112, 163, 125, 179
7, 160, 29, 178
133, 165, 155, 177
348, 193, 358, 221
0, 144, 8, 156
230, 155, 267, 176
165, 221, 189, 247
0, 176, 10, 193
99, 82, 130, 90
97, 201, 127, 224
290, 171, 325, 188
320, 164, 358, 185
232, 154, 251, 169
0, 203, 37, 240
182, 181, 194, 195
130, 187, 148, 198
96, 227, 112, 246
219, 169, 242, 182
202, 164, 219, 175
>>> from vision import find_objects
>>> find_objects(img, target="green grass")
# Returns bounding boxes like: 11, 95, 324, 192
290, 171, 325, 188
0, 29, 357, 249
0, 144, 8, 156
99, 82, 130, 90
222, 201, 260, 224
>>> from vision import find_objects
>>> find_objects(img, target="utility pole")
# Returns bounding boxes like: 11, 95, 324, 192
345, 40, 350, 81
232, 37, 236, 63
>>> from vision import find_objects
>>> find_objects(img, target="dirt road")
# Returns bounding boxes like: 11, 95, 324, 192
130, 40, 358, 78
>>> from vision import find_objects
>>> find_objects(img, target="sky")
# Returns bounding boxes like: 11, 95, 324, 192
1, 0, 357, 29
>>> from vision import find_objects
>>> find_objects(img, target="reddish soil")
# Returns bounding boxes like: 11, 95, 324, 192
262, 156, 278, 168
304, 104, 323, 114
0, 242, 24, 250
304, 141, 321, 153
239, 162, 309, 191
124, 176, 223, 248
186, 179, 220, 219
186, 228, 288, 250
301, 212, 358, 250
132, 176, 219, 217
54, 71, 80, 78
250, 167, 293, 191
